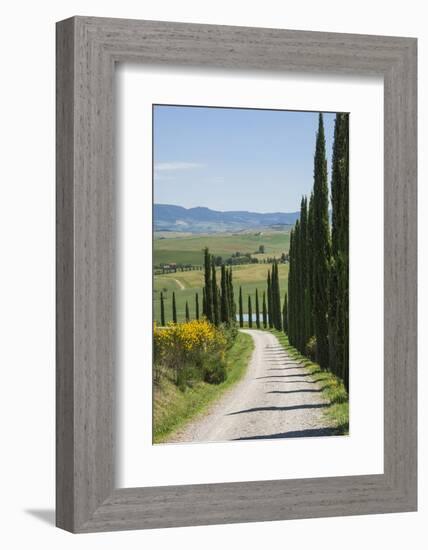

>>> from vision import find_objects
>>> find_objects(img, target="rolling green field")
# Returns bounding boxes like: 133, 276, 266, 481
153, 230, 290, 324
154, 229, 290, 267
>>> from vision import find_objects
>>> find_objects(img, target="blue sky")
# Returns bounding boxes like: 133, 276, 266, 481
153, 105, 337, 213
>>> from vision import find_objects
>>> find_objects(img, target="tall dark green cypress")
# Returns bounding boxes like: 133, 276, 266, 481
220, 264, 229, 323
289, 198, 310, 353
293, 221, 301, 347
299, 197, 309, 349
255, 289, 260, 329
328, 256, 339, 375
287, 229, 295, 345
341, 114, 349, 391
271, 265, 276, 328
267, 270, 273, 329
248, 295, 253, 328
262, 291, 267, 329
202, 287, 206, 317
185, 301, 190, 322
307, 192, 315, 339
238, 286, 244, 328
160, 291, 165, 326
211, 260, 220, 326
270, 267, 275, 328
228, 268, 236, 321
329, 113, 349, 389
195, 292, 199, 320
272, 261, 282, 330
204, 248, 213, 322
283, 293, 288, 335
312, 113, 330, 370
172, 291, 177, 324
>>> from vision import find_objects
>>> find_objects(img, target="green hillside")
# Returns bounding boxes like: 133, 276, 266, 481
154, 229, 290, 267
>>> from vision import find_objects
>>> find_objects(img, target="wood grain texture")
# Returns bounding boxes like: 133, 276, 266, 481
56, 16, 417, 533
56, 18, 75, 531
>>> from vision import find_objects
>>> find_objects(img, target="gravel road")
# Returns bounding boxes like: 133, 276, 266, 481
167, 329, 336, 443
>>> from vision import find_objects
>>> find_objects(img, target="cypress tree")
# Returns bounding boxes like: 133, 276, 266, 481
328, 257, 339, 375
277, 263, 282, 330
185, 301, 190, 322
294, 220, 303, 350
204, 248, 213, 322
288, 229, 295, 345
272, 261, 282, 331
270, 262, 278, 328
228, 268, 236, 321
255, 289, 260, 329
262, 291, 267, 329
329, 113, 349, 389
160, 291, 165, 326
307, 192, 315, 339
312, 113, 330, 370
239, 286, 244, 328
172, 291, 177, 324
202, 287, 206, 317
283, 293, 288, 334
341, 113, 349, 391
299, 197, 309, 350
271, 265, 276, 328
248, 295, 253, 328
220, 264, 229, 323
217, 288, 221, 325
267, 270, 273, 328
211, 260, 220, 326
195, 292, 199, 320
272, 266, 277, 328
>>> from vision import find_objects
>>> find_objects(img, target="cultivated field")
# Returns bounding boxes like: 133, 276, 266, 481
154, 229, 290, 267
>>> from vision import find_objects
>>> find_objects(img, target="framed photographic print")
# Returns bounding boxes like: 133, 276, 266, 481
56, 17, 417, 532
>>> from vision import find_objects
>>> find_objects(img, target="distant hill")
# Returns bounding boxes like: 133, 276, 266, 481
154, 204, 300, 233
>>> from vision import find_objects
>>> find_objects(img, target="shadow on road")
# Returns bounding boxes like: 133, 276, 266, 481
266, 389, 323, 395
256, 372, 315, 379
266, 366, 306, 371
233, 427, 340, 440
227, 403, 328, 415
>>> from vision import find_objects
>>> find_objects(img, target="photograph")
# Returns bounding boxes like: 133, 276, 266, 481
152, 104, 349, 444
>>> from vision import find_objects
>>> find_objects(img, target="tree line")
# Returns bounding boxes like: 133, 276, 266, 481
287, 113, 349, 390
159, 289, 200, 326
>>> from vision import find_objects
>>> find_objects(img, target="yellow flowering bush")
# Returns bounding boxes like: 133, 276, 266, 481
154, 320, 228, 386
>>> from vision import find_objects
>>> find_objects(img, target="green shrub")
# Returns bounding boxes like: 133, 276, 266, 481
202, 357, 227, 384
176, 362, 203, 390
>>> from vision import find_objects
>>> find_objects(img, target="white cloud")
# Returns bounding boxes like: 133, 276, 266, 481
154, 162, 204, 172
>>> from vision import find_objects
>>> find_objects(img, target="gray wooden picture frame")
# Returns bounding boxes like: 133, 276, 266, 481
56, 16, 417, 533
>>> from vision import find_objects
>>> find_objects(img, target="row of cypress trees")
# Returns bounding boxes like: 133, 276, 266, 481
158, 248, 236, 326
288, 197, 313, 354
159, 268, 287, 333
238, 287, 269, 329
202, 247, 236, 326
159, 290, 201, 325
287, 112, 349, 390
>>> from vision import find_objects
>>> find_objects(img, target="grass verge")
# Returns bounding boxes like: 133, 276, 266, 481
270, 329, 349, 435
153, 331, 254, 443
